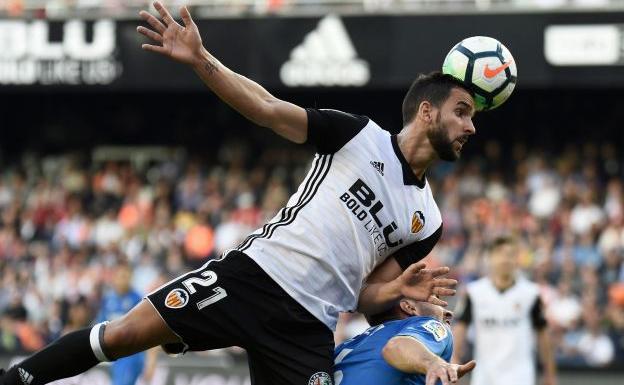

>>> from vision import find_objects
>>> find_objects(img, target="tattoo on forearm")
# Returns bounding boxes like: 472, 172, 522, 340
204, 59, 219, 76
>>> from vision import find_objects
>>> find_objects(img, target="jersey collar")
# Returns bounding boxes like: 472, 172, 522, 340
391, 135, 426, 188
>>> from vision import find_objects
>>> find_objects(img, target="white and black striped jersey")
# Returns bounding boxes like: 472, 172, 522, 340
455, 276, 547, 385
237, 109, 443, 330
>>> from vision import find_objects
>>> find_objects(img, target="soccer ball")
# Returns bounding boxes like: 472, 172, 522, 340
442, 36, 517, 111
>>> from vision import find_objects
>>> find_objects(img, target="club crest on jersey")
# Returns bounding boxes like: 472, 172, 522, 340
411, 210, 425, 233
422, 319, 448, 342
308, 372, 332, 385
165, 288, 189, 309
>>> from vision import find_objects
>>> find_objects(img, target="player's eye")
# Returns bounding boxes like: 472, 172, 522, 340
455, 109, 463, 117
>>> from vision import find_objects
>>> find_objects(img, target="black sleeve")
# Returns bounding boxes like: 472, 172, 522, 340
391, 224, 443, 270
531, 296, 547, 330
455, 292, 473, 325
305, 108, 369, 154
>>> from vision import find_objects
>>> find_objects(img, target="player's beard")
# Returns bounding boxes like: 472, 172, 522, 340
427, 114, 459, 162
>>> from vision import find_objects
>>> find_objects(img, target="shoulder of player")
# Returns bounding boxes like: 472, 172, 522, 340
315, 109, 390, 137
316, 108, 371, 129
420, 318, 451, 342
401, 317, 451, 342
347, 114, 388, 140
514, 276, 541, 297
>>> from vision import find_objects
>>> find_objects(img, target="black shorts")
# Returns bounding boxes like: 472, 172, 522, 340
147, 250, 335, 385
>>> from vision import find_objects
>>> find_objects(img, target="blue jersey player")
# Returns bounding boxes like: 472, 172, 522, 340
334, 299, 475, 385
96, 264, 145, 385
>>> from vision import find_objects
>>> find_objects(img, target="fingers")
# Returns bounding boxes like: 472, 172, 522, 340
425, 372, 434, 385
139, 10, 166, 34
433, 278, 458, 289
406, 262, 427, 275
448, 365, 459, 383
433, 286, 457, 297
428, 295, 448, 307
431, 277, 457, 298
437, 369, 450, 385
153, 1, 176, 26
425, 371, 440, 385
141, 44, 167, 55
180, 6, 194, 27
458, 360, 477, 378
428, 266, 451, 278
137, 26, 163, 44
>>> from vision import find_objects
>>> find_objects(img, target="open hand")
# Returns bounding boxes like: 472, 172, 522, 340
398, 263, 457, 307
137, 1, 203, 65
426, 360, 476, 385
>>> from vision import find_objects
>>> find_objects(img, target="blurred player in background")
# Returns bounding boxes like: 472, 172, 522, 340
96, 264, 145, 385
0, 1, 475, 384
452, 236, 557, 385
334, 298, 475, 385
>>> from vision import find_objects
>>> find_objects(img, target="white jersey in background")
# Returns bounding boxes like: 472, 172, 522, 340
237, 109, 443, 330
455, 276, 547, 385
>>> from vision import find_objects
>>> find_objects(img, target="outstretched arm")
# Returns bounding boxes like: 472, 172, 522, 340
382, 336, 476, 385
137, 1, 308, 143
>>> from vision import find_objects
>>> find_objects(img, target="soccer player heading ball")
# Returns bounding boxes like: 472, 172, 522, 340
1, 3, 487, 385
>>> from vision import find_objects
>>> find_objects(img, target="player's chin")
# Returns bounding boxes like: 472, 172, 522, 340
434, 142, 461, 162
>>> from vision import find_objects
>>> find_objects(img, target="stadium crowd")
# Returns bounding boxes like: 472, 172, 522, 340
0, 139, 622, 370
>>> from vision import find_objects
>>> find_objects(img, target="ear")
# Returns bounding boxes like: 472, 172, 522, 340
399, 300, 418, 316
417, 101, 434, 123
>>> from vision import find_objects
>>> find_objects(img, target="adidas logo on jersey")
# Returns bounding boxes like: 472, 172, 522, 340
18, 368, 33, 385
280, 15, 370, 87
370, 161, 384, 176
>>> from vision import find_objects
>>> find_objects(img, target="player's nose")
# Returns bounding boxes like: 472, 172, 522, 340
465, 119, 476, 135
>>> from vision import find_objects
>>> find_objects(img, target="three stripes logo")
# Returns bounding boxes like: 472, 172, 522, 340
237, 154, 333, 252
411, 211, 425, 234
370, 161, 384, 176
165, 288, 189, 309
18, 368, 33, 385
280, 15, 370, 87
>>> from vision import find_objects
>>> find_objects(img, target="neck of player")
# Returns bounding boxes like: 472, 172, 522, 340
492, 273, 515, 292
396, 128, 436, 181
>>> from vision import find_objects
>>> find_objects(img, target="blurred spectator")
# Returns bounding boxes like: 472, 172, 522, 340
3, 303, 44, 353
61, 297, 92, 335
548, 279, 582, 330
574, 309, 615, 367
570, 191, 604, 236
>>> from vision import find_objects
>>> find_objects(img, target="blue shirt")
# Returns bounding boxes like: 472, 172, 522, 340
334, 316, 453, 385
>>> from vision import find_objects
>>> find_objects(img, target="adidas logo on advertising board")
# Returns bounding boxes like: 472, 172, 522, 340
280, 15, 370, 87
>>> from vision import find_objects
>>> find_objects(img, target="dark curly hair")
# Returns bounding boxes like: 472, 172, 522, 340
402, 71, 473, 125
